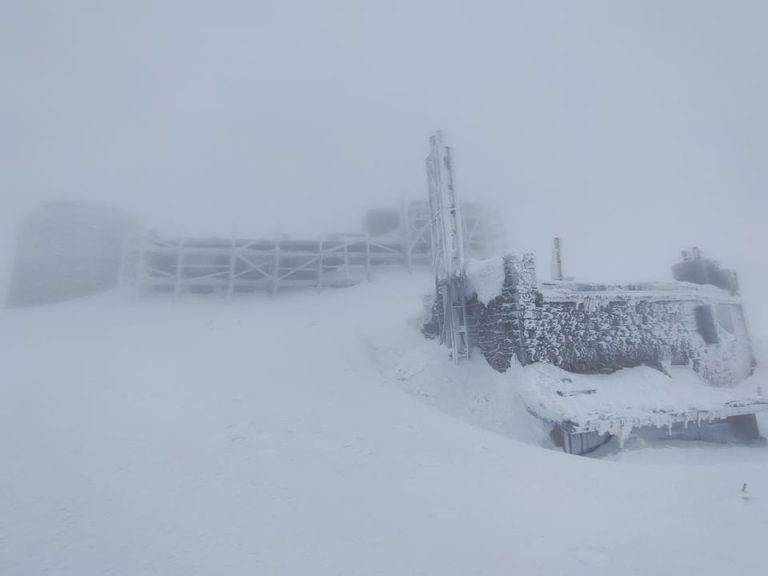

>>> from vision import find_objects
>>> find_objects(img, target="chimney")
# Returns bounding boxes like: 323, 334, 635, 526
551, 237, 564, 281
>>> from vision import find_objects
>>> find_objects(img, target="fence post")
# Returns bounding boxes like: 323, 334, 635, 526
365, 236, 371, 281
174, 239, 185, 298
227, 237, 237, 298
317, 238, 324, 289
272, 239, 281, 294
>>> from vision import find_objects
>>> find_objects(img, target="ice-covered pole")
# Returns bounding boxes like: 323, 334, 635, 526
425, 131, 470, 361
551, 237, 564, 281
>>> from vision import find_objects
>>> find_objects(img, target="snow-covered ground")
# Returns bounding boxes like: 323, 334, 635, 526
2, 271, 768, 575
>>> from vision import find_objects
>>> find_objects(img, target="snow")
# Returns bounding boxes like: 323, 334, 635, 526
465, 256, 744, 310
465, 256, 505, 305
516, 362, 768, 435
541, 279, 743, 303
2, 271, 768, 575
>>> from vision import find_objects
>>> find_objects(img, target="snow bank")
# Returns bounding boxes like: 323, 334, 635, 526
2, 272, 768, 575
516, 362, 768, 437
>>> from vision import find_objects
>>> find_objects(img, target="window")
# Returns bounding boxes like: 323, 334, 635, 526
716, 304, 735, 335
694, 305, 719, 344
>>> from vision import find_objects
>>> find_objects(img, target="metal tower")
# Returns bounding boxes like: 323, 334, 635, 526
425, 131, 470, 361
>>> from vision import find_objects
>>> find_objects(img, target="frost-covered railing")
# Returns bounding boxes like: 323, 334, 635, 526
119, 199, 505, 298
122, 233, 415, 296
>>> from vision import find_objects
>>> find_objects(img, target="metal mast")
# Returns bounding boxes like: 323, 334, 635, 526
551, 237, 564, 281
425, 131, 470, 361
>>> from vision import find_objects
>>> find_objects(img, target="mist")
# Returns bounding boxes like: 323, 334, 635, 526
5, 3, 768, 573
3, 1, 767, 322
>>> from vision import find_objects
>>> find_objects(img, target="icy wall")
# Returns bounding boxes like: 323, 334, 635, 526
461, 254, 755, 387
5, 202, 136, 307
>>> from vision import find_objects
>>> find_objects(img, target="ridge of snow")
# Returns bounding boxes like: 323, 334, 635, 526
515, 362, 768, 437
2, 273, 768, 575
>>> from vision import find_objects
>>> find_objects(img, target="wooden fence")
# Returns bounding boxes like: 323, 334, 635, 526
122, 201, 503, 296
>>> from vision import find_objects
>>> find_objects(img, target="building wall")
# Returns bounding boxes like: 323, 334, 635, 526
469, 254, 755, 386
5, 202, 136, 307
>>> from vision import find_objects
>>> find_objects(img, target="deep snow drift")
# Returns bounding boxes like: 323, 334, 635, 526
2, 271, 767, 575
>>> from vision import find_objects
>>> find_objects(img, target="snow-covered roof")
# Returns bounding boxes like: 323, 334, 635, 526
464, 254, 742, 307
541, 280, 740, 305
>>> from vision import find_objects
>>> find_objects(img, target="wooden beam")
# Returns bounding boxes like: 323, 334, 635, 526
227, 237, 237, 298
272, 240, 281, 294
317, 238, 324, 288
174, 239, 185, 298
365, 236, 371, 281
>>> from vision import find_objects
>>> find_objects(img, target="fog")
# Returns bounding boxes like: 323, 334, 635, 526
5, 4, 768, 573
2, 1, 767, 325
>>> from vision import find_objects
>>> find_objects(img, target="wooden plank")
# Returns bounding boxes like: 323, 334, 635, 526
272, 240, 281, 294
365, 236, 371, 281
317, 238, 324, 288
173, 240, 185, 297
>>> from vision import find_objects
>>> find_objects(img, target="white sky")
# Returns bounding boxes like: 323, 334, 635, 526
2, 1, 767, 325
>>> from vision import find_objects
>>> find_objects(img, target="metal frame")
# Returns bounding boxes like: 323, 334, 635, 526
121, 133, 501, 315
426, 131, 470, 362
126, 233, 413, 296
123, 203, 502, 299
398, 201, 502, 271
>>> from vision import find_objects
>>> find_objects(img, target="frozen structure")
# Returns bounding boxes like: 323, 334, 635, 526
121, 200, 502, 296
424, 130, 472, 361
424, 249, 766, 454
5, 202, 136, 308
6, 199, 502, 302
467, 253, 753, 385
6, 135, 763, 457
418, 133, 765, 454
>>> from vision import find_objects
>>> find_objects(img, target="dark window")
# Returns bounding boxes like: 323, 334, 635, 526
716, 304, 735, 335
695, 305, 719, 344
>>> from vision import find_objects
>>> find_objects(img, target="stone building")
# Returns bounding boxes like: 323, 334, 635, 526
424, 248, 765, 453
465, 251, 754, 387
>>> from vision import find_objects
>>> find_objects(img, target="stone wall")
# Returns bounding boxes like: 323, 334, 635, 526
462, 254, 755, 386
